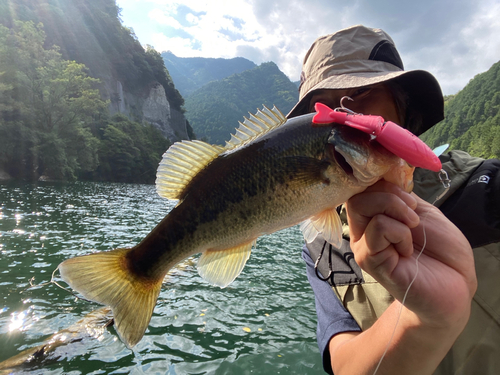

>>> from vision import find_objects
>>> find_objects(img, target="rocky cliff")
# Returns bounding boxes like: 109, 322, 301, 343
0, 0, 189, 143
111, 81, 189, 142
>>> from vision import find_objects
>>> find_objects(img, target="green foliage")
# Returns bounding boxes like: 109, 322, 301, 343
145, 46, 184, 111
0, 25, 18, 115
421, 61, 500, 159
0, 21, 105, 180
184, 62, 299, 145
0, 0, 184, 113
0, 20, 170, 183
95, 114, 170, 183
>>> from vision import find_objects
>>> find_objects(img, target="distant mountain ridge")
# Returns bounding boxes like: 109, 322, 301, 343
162, 51, 257, 97
169, 48, 500, 157
183, 61, 299, 145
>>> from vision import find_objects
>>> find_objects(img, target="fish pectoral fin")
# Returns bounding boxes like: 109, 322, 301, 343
197, 241, 255, 288
58, 248, 163, 348
300, 208, 343, 248
156, 140, 225, 201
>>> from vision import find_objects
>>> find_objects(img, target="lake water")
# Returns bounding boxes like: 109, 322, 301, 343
0, 182, 324, 374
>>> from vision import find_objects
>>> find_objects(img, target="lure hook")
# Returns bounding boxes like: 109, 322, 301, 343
335, 96, 360, 115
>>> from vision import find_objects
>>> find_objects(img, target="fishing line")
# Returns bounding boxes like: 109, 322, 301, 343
372, 169, 450, 375
23, 266, 95, 303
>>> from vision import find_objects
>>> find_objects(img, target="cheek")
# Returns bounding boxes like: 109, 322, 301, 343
353, 98, 400, 124
378, 103, 401, 124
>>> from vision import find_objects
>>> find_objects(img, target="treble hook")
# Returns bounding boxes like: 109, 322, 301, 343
335, 96, 360, 115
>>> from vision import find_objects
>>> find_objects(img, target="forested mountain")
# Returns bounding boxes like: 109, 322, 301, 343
162, 51, 257, 97
0, 0, 188, 183
184, 62, 299, 145
421, 61, 500, 159
1, 0, 497, 183
0, 0, 189, 140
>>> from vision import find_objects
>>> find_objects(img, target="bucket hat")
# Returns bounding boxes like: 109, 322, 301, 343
287, 25, 444, 135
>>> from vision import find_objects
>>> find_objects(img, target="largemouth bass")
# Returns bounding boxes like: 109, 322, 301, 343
58, 106, 413, 348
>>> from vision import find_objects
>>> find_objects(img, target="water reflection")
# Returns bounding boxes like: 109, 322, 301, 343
9, 310, 28, 332
0, 181, 323, 374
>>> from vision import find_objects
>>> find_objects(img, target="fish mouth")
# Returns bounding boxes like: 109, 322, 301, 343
334, 145, 380, 186
333, 149, 354, 177
328, 127, 381, 186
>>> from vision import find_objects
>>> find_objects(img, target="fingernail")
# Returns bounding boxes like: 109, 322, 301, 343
401, 191, 417, 209
407, 206, 420, 226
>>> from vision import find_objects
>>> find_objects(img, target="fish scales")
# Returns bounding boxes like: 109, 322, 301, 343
128, 114, 334, 278
58, 109, 414, 348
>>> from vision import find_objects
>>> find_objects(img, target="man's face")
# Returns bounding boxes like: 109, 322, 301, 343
307, 84, 402, 125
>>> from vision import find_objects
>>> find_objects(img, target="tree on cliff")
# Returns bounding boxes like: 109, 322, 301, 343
0, 21, 170, 183
95, 114, 170, 183
0, 21, 106, 180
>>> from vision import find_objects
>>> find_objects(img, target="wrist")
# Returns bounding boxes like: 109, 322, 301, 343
328, 301, 469, 375
398, 299, 471, 344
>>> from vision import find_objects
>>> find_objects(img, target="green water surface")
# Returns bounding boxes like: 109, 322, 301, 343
0, 182, 324, 374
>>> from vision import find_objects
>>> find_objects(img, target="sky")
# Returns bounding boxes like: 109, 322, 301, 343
116, 0, 500, 96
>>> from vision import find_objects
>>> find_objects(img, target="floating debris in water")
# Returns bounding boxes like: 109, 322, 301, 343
0, 307, 113, 372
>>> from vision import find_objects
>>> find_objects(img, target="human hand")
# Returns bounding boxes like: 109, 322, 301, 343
346, 180, 477, 328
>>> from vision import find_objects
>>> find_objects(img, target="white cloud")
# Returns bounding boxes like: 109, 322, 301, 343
185, 13, 200, 25
148, 9, 182, 28
152, 34, 195, 55
117, 0, 500, 95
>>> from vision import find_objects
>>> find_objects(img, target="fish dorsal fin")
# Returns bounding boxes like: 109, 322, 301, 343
156, 140, 225, 200
225, 105, 286, 150
300, 208, 343, 248
197, 240, 255, 288
156, 106, 284, 200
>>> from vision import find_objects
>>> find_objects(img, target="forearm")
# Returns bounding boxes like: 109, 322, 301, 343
329, 300, 470, 375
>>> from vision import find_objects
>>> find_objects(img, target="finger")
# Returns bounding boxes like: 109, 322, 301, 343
351, 215, 414, 280
363, 214, 414, 258
347, 191, 420, 241
364, 180, 417, 209
410, 195, 474, 268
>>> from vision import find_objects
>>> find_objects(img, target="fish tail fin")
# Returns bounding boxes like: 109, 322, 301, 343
58, 248, 163, 348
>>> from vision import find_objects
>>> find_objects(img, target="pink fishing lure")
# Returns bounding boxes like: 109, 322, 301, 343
313, 102, 442, 172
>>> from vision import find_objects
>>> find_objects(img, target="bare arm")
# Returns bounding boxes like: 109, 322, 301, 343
328, 181, 477, 375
